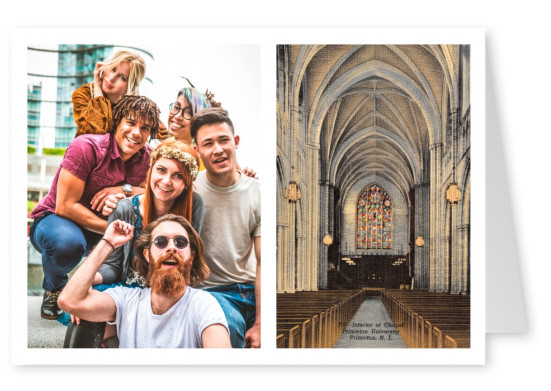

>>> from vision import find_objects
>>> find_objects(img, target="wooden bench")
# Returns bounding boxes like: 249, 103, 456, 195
276, 324, 301, 348
276, 333, 286, 348
381, 289, 470, 348
276, 290, 366, 348
444, 333, 471, 348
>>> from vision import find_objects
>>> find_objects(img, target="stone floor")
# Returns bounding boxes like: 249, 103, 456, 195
333, 297, 406, 348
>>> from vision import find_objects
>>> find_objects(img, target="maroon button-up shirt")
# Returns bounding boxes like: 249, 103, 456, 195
31, 133, 151, 220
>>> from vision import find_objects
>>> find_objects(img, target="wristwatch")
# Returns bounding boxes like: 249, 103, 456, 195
122, 184, 133, 196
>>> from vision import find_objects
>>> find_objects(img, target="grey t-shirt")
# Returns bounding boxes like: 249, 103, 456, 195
105, 286, 228, 348
194, 171, 261, 288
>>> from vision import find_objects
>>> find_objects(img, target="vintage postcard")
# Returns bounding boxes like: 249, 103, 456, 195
275, 44, 474, 351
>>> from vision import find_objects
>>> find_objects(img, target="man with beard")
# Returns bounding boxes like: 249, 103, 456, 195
58, 214, 231, 348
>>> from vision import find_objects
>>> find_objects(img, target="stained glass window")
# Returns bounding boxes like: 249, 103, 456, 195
356, 184, 392, 249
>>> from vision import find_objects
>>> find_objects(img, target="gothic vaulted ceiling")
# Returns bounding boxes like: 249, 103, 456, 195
291, 44, 458, 201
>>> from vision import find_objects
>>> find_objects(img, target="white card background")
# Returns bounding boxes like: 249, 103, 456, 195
2, 0, 549, 388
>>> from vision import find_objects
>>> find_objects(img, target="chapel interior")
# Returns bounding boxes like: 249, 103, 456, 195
276, 44, 471, 348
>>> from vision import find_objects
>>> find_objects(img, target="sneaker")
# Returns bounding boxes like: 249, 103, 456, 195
41, 289, 64, 320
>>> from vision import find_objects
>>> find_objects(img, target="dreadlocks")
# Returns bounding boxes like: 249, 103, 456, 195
111, 95, 161, 138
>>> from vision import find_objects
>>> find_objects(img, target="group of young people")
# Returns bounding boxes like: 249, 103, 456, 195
29, 50, 261, 349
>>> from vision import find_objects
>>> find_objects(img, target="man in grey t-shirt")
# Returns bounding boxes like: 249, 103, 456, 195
191, 108, 261, 348
58, 214, 230, 348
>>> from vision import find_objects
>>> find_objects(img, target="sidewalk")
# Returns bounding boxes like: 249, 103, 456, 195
27, 296, 66, 348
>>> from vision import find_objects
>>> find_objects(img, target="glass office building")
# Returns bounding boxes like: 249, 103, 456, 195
27, 44, 154, 149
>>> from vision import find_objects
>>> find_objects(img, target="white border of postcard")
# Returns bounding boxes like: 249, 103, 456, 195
11, 27, 485, 365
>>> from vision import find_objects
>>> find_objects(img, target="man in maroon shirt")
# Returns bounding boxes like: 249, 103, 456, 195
30, 95, 160, 320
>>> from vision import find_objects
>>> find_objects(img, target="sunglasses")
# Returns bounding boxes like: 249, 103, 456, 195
153, 235, 189, 249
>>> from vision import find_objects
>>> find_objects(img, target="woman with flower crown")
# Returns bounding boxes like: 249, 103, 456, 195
96, 138, 202, 287
62, 138, 203, 348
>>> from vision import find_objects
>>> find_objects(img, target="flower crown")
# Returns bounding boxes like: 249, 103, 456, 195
150, 146, 199, 181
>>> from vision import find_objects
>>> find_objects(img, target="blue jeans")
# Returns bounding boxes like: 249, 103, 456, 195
29, 213, 103, 292
205, 284, 256, 348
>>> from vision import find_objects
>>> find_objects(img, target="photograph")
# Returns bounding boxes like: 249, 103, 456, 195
275, 44, 473, 349
24, 39, 262, 351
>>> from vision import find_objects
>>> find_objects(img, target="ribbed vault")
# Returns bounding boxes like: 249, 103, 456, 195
290, 44, 453, 203
277, 43, 470, 294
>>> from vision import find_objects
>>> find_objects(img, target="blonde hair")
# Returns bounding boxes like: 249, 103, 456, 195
100, 50, 146, 95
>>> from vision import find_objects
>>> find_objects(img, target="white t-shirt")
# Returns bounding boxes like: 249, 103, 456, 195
105, 286, 228, 348
193, 171, 261, 288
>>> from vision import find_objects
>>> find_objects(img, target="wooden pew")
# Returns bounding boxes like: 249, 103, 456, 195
381, 289, 470, 349
276, 324, 301, 348
444, 333, 471, 348
276, 333, 286, 348
276, 290, 366, 348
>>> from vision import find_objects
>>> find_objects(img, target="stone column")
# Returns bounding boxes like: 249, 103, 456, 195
429, 142, 443, 292
283, 104, 299, 293
458, 224, 470, 294
287, 200, 296, 293
295, 201, 304, 291
276, 222, 288, 293
414, 182, 430, 290
307, 143, 321, 290
319, 180, 334, 290
449, 202, 458, 294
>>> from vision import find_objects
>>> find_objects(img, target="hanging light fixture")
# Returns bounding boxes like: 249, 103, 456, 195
446, 109, 461, 205
322, 234, 333, 245
446, 182, 461, 204
284, 181, 301, 202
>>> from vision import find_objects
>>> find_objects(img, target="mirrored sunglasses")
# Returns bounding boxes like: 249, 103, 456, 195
153, 235, 189, 249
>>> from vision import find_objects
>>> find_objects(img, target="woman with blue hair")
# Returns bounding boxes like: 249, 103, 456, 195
150, 82, 256, 177
150, 82, 219, 150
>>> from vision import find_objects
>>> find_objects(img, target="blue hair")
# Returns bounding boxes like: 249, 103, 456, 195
177, 88, 212, 116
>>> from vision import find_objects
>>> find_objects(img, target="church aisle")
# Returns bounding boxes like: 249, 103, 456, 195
333, 297, 406, 348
